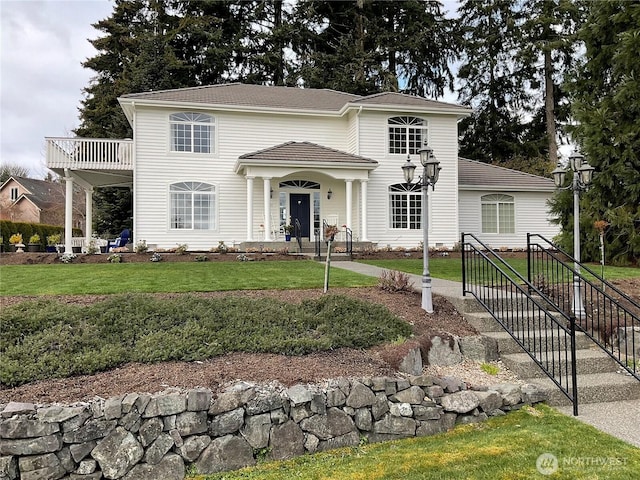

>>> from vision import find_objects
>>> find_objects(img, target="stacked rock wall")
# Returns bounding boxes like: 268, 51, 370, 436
0, 376, 546, 479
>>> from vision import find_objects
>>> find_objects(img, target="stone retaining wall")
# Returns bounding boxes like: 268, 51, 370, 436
0, 376, 546, 480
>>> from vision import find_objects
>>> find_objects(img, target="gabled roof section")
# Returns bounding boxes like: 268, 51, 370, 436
121, 83, 360, 113
239, 141, 378, 165
458, 158, 555, 191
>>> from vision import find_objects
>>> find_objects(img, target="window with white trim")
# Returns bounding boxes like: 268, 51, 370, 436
389, 183, 422, 229
388, 116, 427, 155
481, 194, 515, 234
170, 182, 216, 230
10, 187, 19, 201
170, 112, 214, 153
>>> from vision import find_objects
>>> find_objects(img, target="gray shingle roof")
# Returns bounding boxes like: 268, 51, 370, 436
239, 141, 378, 165
121, 83, 469, 114
9, 177, 64, 209
122, 83, 360, 112
458, 158, 555, 191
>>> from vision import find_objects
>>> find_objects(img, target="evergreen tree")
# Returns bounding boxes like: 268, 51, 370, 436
456, 0, 535, 163
295, 0, 456, 97
551, 0, 640, 265
519, 0, 585, 165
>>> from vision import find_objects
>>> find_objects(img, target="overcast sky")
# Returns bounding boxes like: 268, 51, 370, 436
1, 0, 463, 180
1, 0, 113, 178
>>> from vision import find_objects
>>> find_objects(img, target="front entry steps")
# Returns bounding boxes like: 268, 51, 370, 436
464, 310, 640, 406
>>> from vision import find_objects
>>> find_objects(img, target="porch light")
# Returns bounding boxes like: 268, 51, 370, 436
270, 187, 274, 199
327, 188, 333, 200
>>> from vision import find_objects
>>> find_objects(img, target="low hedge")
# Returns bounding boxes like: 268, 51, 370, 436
0, 294, 413, 387
0, 220, 81, 247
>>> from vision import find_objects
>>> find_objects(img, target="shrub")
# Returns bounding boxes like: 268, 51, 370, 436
86, 239, 99, 255
59, 252, 76, 264
215, 241, 228, 254
134, 240, 148, 254
107, 253, 122, 263
175, 243, 188, 255
194, 254, 208, 262
378, 270, 412, 292
28, 234, 41, 244
150, 252, 162, 262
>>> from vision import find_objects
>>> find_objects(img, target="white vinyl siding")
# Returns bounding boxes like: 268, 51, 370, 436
359, 110, 459, 248
133, 107, 350, 250
459, 190, 560, 248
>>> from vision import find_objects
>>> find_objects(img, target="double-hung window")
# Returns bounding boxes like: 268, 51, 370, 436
481, 194, 515, 234
388, 116, 427, 155
389, 183, 422, 229
170, 112, 214, 153
10, 187, 19, 201
170, 182, 216, 230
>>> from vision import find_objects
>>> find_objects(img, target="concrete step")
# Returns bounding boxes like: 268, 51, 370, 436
464, 311, 566, 333
484, 329, 593, 355
525, 372, 640, 406
458, 292, 558, 314
501, 348, 618, 378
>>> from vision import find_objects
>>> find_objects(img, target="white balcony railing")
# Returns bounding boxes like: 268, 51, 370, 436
46, 137, 133, 170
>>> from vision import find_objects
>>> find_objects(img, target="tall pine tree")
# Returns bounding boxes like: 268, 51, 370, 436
551, 0, 640, 265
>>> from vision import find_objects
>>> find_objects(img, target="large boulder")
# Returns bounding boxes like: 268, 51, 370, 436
268, 421, 305, 460
440, 391, 480, 414
195, 435, 255, 474
299, 408, 355, 440
123, 453, 185, 480
91, 427, 144, 479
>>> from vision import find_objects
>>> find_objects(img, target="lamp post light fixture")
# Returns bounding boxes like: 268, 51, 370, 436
401, 145, 441, 313
552, 149, 595, 318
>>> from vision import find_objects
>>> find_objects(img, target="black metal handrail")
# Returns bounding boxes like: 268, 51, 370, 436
462, 233, 578, 415
345, 227, 353, 255
527, 233, 639, 380
294, 219, 302, 251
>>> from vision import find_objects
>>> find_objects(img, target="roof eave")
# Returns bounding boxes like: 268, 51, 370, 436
458, 185, 556, 192
234, 159, 378, 174
342, 103, 473, 117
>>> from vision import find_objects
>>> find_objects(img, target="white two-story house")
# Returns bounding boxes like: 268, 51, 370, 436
46, 83, 558, 252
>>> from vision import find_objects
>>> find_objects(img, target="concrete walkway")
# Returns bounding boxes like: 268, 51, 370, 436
332, 261, 640, 449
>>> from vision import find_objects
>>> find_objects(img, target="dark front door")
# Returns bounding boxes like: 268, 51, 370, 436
290, 194, 311, 238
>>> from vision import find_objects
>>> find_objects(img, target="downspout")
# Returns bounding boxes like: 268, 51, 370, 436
132, 102, 136, 246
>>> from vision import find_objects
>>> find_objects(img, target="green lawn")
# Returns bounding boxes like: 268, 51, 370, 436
359, 258, 640, 283
192, 404, 640, 480
0, 260, 376, 296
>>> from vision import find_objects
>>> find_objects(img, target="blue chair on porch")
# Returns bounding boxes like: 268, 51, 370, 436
107, 229, 130, 251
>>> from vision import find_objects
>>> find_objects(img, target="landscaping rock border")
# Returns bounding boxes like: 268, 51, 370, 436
0, 376, 546, 479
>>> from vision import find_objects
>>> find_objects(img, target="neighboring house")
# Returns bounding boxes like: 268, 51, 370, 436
0, 176, 84, 228
45, 83, 559, 252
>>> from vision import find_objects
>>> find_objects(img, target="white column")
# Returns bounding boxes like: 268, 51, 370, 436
263, 177, 272, 241
64, 170, 74, 253
345, 179, 353, 230
85, 187, 93, 247
360, 180, 368, 241
246, 176, 254, 241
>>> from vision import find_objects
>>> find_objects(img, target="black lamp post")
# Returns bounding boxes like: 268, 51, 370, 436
401, 145, 441, 313
552, 149, 595, 318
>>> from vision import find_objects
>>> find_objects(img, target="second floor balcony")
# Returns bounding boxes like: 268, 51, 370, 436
46, 137, 133, 170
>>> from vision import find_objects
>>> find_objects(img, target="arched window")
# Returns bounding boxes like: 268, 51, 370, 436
389, 183, 422, 229
170, 182, 216, 230
481, 194, 515, 234
170, 112, 214, 153
388, 116, 427, 155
